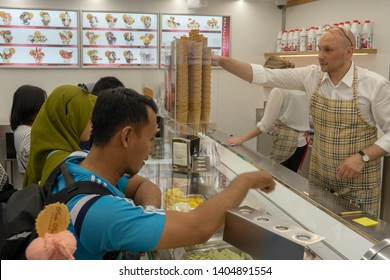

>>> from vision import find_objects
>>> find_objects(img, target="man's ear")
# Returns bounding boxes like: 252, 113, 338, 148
120, 126, 132, 147
346, 45, 354, 56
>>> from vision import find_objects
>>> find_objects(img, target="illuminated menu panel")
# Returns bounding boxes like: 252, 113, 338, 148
0, 7, 78, 67
161, 14, 230, 66
81, 11, 159, 68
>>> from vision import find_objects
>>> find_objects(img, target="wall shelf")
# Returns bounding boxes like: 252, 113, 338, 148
265, 49, 377, 57
287, 0, 318, 8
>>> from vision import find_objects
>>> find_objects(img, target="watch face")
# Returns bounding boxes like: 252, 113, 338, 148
359, 151, 369, 162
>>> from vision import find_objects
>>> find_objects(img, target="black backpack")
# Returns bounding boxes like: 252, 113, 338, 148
0, 161, 113, 260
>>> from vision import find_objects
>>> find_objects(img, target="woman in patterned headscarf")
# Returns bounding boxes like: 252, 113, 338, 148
23, 85, 96, 187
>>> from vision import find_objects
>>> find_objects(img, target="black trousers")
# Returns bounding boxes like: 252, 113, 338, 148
281, 145, 308, 173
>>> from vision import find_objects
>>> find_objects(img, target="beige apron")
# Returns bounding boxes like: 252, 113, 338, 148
270, 120, 300, 163
309, 66, 381, 216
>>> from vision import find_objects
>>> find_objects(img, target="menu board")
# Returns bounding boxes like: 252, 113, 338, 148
82, 11, 159, 68
161, 14, 230, 66
0, 8, 78, 67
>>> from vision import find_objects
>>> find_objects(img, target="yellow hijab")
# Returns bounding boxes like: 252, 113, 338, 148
23, 85, 97, 187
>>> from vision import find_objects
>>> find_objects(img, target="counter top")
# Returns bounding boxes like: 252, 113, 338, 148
141, 127, 390, 259
208, 130, 390, 259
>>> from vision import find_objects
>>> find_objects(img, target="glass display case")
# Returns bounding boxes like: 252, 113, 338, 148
139, 119, 390, 260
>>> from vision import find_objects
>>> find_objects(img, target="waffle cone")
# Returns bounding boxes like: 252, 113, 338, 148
35, 203, 70, 238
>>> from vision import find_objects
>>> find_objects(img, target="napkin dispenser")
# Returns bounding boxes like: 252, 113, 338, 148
172, 135, 200, 170
156, 115, 164, 138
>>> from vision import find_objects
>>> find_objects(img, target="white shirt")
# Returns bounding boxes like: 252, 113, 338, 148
251, 62, 390, 153
257, 88, 310, 147
13, 125, 31, 173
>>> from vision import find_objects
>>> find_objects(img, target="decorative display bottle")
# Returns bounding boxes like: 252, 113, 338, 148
361, 20, 373, 49
276, 31, 282, 52
299, 28, 307, 51
351, 20, 361, 49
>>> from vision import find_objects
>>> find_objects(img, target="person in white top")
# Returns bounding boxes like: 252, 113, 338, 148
225, 56, 310, 172
10, 85, 46, 174
0, 162, 16, 202
212, 25, 390, 217
0, 163, 8, 191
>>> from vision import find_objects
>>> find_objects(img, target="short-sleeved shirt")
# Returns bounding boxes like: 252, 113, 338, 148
14, 125, 31, 173
52, 152, 166, 259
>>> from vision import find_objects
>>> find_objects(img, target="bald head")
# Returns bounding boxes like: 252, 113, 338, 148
321, 26, 356, 49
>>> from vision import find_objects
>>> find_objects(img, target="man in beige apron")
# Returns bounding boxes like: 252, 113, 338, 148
212, 25, 390, 217
310, 67, 381, 215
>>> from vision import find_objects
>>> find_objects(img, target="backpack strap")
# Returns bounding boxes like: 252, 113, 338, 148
44, 162, 113, 205
40, 162, 65, 200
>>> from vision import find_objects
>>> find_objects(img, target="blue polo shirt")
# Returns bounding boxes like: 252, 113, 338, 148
52, 152, 166, 260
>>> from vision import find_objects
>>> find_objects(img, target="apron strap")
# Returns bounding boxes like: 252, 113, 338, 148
298, 131, 310, 170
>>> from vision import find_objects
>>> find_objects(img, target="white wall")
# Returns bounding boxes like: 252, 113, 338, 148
284, 0, 390, 76
2, 0, 390, 152
219, 0, 390, 150
0, 0, 279, 152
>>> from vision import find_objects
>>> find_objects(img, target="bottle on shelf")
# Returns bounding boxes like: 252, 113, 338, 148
361, 20, 373, 49
351, 20, 361, 49
287, 29, 294, 52
315, 26, 322, 51
344, 21, 352, 30
281, 30, 288, 52
299, 28, 307, 51
307, 27, 316, 51
292, 29, 300, 52
276, 31, 282, 52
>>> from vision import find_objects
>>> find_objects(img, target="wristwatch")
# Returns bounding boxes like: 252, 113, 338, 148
358, 150, 370, 163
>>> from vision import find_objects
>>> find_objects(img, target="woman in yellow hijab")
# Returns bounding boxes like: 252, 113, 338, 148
23, 85, 97, 187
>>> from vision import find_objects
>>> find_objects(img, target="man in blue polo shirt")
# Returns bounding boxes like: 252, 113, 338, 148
53, 87, 275, 259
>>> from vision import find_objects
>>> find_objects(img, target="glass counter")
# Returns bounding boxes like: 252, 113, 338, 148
138, 119, 390, 260
209, 130, 390, 259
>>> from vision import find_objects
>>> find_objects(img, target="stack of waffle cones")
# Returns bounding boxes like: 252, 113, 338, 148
174, 30, 212, 134
175, 37, 189, 134
201, 37, 212, 133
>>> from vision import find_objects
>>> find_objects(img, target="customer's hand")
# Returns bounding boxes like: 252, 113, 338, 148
238, 171, 276, 194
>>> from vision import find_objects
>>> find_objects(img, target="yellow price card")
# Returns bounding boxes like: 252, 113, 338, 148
352, 217, 379, 226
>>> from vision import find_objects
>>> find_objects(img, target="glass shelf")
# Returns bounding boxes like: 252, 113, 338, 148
265, 48, 377, 57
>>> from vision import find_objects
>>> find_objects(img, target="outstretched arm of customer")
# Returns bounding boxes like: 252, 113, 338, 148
212, 54, 253, 83
155, 171, 275, 250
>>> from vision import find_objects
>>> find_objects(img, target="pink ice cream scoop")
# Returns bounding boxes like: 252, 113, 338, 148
26, 230, 77, 260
